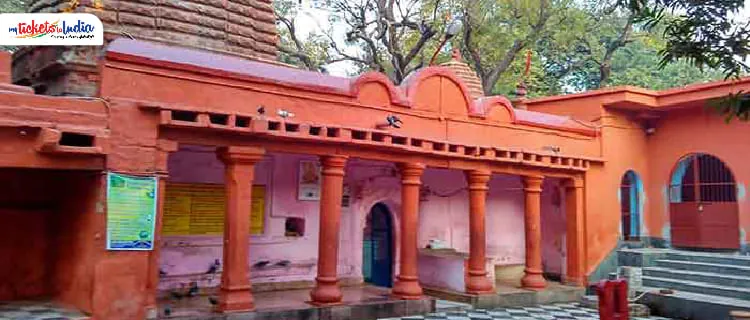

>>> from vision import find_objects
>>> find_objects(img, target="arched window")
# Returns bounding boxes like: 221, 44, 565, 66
669, 153, 739, 250
669, 153, 736, 203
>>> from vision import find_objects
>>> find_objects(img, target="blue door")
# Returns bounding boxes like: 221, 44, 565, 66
363, 203, 393, 287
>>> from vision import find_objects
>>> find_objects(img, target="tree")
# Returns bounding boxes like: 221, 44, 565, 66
276, 0, 447, 84
622, 0, 750, 120
533, 1, 635, 92
606, 36, 725, 90
275, 0, 333, 71
460, 0, 563, 95
274, 0, 734, 105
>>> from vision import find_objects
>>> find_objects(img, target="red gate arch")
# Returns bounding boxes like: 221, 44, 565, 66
669, 153, 739, 250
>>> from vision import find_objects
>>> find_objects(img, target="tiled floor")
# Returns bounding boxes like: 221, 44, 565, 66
379, 303, 673, 320
0, 301, 88, 320
159, 285, 397, 317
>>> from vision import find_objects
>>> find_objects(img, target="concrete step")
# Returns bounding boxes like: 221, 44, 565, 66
642, 276, 750, 301
638, 286, 750, 320
666, 251, 750, 267
655, 259, 750, 277
643, 266, 750, 288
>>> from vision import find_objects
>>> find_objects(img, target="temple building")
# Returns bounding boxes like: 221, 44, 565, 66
0, 1, 748, 320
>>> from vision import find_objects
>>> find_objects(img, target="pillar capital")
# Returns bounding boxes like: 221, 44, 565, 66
217, 146, 265, 165
398, 162, 425, 186
522, 175, 544, 193
465, 169, 491, 191
320, 155, 348, 177
398, 162, 426, 175
563, 176, 584, 189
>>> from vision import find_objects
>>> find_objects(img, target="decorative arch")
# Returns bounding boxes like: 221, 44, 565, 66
350, 72, 408, 107
619, 170, 643, 241
399, 67, 476, 116
668, 153, 740, 250
474, 96, 516, 123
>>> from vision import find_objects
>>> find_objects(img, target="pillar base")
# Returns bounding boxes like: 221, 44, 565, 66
217, 288, 255, 312
521, 270, 547, 290
563, 276, 585, 287
392, 275, 423, 300
466, 271, 495, 295
310, 276, 343, 305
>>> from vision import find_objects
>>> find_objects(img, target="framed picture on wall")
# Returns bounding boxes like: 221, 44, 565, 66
298, 160, 321, 200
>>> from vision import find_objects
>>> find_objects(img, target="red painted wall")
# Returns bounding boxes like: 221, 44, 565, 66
0, 169, 58, 300
645, 107, 750, 247
0, 169, 101, 315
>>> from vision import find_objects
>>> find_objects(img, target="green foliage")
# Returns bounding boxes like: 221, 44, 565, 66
606, 38, 725, 90
622, 0, 750, 120
275, 0, 736, 105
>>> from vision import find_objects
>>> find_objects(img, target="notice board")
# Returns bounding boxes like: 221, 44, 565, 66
162, 183, 265, 236
106, 172, 158, 250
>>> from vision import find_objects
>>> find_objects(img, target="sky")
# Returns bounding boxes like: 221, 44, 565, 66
291, 0, 750, 78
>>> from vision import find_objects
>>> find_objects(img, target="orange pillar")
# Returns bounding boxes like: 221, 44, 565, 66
216, 146, 265, 312
392, 162, 425, 300
465, 169, 494, 294
310, 155, 348, 306
145, 175, 167, 318
521, 174, 546, 290
564, 177, 586, 286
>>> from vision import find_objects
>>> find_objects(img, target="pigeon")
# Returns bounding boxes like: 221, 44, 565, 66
206, 259, 220, 274
275, 260, 291, 267
208, 296, 218, 306
187, 282, 199, 297
169, 291, 183, 300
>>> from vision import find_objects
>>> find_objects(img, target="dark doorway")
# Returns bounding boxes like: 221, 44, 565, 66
669, 153, 739, 250
362, 203, 393, 287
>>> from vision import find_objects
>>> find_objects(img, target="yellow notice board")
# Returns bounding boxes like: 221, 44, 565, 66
163, 183, 265, 236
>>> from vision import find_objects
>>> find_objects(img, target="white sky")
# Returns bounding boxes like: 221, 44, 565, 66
293, 0, 750, 78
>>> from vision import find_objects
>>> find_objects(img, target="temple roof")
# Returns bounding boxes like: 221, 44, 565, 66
105, 39, 597, 136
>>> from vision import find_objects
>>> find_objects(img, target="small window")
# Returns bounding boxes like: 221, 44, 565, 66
285, 217, 305, 237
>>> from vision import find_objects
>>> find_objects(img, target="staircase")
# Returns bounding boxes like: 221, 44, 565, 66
617, 248, 750, 320
641, 251, 750, 300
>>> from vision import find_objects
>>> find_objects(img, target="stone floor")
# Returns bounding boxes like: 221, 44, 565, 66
0, 300, 88, 320
159, 285, 395, 316
378, 302, 673, 320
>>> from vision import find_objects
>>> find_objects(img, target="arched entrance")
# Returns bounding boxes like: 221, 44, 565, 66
620, 170, 642, 241
362, 203, 394, 287
669, 153, 739, 250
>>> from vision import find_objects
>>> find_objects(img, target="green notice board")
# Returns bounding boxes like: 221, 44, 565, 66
106, 172, 158, 250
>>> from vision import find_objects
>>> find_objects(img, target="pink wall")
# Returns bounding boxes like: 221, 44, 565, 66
159, 146, 565, 290
541, 178, 566, 276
